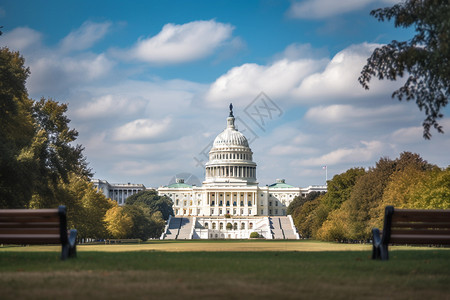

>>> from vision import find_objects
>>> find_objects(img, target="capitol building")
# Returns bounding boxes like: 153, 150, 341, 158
94, 105, 326, 239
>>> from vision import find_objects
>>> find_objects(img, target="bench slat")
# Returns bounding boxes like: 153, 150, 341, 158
0, 222, 60, 228
0, 234, 61, 244
391, 222, 450, 229
391, 228, 450, 235
0, 228, 60, 234
0, 216, 60, 223
392, 211, 450, 222
390, 234, 450, 245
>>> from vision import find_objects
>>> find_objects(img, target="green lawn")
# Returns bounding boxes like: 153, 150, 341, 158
1, 240, 449, 299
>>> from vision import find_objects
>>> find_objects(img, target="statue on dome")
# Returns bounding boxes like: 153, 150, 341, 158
229, 103, 234, 117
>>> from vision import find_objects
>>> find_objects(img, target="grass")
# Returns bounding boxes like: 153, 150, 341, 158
0, 240, 449, 299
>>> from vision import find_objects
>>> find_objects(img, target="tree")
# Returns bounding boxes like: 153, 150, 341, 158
104, 201, 133, 239
125, 190, 174, 220
0, 47, 35, 208
346, 152, 434, 240
359, 0, 450, 139
287, 191, 323, 216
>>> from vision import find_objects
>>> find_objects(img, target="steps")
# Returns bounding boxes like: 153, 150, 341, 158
163, 217, 193, 239
269, 216, 299, 240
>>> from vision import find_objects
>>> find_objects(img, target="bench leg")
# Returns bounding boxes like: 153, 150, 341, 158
380, 244, 389, 260
61, 244, 69, 260
372, 244, 380, 260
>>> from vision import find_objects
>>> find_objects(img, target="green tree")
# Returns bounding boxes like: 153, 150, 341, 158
123, 203, 165, 240
0, 47, 35, 208
31, 98, 91, 202
359, 0, 450, 139
287, 191, 323, 216
125, 189, 174, 220
294, 198, 321, 238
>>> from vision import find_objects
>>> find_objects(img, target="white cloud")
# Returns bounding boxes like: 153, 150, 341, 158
74, 94, 147, 119
112, 117, 173, 142
287, 0, 400, 19
28, 53, 114, 95
0, 27, 42, 51
60, 21, 111, 53
298, 140, 387, 166
129, 20, 234, 64
206, 42, 403, 107
295, 43, 402, 101
304, 104, 413, 125
390, 126, 423, 144
206, 56, 328, 106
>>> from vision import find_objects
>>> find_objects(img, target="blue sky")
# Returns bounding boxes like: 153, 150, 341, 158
1, 0, 449, 188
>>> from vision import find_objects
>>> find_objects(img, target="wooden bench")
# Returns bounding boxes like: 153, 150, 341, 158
0, 206, 77, 260
372, 206, 450, 260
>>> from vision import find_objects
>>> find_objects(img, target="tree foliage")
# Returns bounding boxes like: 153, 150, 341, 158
125, 189, 174, 220
104, 201, 133, 239
359, 0, 450, 139
295, 152, 446, 242
0, 47, 91, 208
0, 47, 35, 208
287, 191, 323, 216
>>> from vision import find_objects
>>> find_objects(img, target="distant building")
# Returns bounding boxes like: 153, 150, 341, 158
157, 106, 326, 217
92, 179, 145, 205
92, 105, 327, 239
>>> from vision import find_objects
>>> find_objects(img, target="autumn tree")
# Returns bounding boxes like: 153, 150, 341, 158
104, 201, 133, 239
359, 0, 450, 139
346, 152, 434, 240
287, 191, 323, 216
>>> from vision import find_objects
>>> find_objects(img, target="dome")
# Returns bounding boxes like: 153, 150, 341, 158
213, 125, 249, 148
203, 104, 257, 187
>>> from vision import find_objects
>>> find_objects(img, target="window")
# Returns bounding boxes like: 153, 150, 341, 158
219, 222, 223, 230
226, 201, 230, 206
212, 223, 216, 229
204, 222, 209, 229
241, 223, 245, 230
275, 209, 278, 214
219, 200, 223, 206
240, 201, 244, 206
249, 223, 253, 229
275, 202, 278, 206
248, 201, 252, 206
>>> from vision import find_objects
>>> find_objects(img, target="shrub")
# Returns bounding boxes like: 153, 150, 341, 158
250, 232, 260, 238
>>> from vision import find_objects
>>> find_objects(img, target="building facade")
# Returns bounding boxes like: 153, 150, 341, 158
158, 105, 327, 217
92, 179, 146, 205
